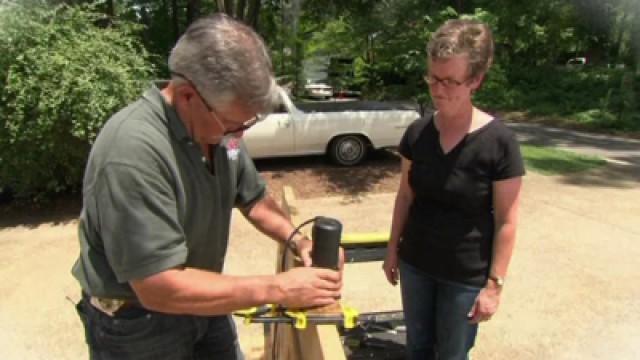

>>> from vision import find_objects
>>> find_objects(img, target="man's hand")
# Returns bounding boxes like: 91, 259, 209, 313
293, 235, 345, 273
274, 267, 342, 309
468, 282, 501, 323
292, 236, 313, 267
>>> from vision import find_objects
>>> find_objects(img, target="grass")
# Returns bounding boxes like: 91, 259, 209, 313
521, 144, 607, 175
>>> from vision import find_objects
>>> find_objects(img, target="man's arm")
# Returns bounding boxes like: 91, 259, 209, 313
242, 195, 315, 266
130, 265, 341, 316
130, 195, 345, 316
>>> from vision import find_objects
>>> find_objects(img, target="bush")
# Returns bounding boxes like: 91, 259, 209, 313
0, 3, 154, 199
502, 66, 629, 114
473, 63, 513, 110
480, 65, 640, 132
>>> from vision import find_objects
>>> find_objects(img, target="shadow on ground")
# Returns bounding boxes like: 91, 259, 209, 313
558, 161, 640, 188
0, 192, 81, 230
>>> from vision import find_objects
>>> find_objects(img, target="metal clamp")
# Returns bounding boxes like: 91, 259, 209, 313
342, 305, 359, 329
234, 304, 277, 325
284, 310, 308, 329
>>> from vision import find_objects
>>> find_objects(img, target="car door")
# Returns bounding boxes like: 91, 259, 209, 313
242, 103, 295, 158
361, 110, 416, 148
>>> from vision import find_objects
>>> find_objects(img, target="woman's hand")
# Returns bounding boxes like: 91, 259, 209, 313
468, 282, 501, 323
382, 246, 400, 285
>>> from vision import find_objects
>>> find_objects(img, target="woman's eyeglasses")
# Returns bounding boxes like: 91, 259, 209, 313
423, 74, 469, 89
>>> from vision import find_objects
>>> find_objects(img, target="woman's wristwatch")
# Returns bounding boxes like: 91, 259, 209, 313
488, 274, 505, 288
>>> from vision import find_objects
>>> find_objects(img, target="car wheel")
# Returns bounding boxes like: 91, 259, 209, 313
329, 135, 368, 166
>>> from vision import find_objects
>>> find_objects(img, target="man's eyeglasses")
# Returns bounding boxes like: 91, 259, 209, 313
423, 74, 469, 89
221, 112, 264, 134
171, 71, 264, 134
229, 113, 265, 134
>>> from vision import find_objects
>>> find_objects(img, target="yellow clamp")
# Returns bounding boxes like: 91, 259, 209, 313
342, 306, 359, 329
235, 304, 277, 325
234, 307, 257, 316
234, 307, 257, 325
284, 310, 308, 329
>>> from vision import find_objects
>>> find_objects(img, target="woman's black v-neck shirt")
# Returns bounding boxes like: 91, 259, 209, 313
398, 115, 525, 287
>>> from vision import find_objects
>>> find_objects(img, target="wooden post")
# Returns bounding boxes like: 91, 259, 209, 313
263, 186, 346, 360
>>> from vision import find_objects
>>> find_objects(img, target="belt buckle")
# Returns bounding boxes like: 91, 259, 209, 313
90, 296, 126, 317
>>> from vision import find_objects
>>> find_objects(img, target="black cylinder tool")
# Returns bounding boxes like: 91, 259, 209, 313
311, 216, 342, 270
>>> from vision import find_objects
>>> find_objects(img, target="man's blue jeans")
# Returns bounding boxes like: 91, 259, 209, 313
76, 296, 244, 360
399, 260, 481, 360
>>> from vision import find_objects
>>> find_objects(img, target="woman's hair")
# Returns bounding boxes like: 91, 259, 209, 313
168, 13, 278, 113
427, 19, 494, 79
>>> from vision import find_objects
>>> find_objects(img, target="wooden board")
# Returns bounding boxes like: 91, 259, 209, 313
263, 186, 346, 360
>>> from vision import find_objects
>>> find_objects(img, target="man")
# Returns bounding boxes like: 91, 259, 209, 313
72, 14, 342, 359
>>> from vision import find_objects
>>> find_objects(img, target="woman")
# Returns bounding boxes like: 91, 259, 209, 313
383, 19, 524, 360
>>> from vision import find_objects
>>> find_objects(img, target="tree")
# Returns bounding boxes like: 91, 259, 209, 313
0, 3, 155, 198
187, 0, 202, 24
216, 0, 261, 27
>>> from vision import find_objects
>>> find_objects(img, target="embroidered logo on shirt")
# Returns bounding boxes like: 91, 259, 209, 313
226, 138, 241, 161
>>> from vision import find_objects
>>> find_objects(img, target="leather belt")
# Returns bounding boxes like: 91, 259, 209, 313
87, 294, 142, 317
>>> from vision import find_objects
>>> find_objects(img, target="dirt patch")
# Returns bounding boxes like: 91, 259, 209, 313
256, 150, 401, 201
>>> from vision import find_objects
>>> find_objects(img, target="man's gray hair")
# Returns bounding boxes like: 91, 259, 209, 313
169, 13, 278, 113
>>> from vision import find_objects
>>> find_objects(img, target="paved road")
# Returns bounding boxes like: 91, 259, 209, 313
508, 122, 640, 166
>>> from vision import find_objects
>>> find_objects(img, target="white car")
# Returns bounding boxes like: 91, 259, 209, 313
242, 88, 420, 166
304, 82, 333, 100
566, 57, 587, 67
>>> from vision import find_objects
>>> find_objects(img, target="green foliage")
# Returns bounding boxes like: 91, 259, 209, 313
354, 5, 458, 102
260, 0, 637, 126
479, 0, 582, 66
472, 63, 513, 109
0, 0, 637, 201
482, 65, 640, 132
0, 3, 154, 199
521, 144, 606, 175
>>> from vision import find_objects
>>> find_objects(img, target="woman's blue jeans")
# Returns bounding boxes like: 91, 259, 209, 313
399, 260, 481, 360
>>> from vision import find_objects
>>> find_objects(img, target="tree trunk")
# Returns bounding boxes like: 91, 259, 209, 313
187, 0, 202, 25
94, 0, 115, 27
225, 0, 235, 16
629, 0, 640, 74
216, 0, 226, 13
236, 0, 247, 20
105, 0, 115, 17
171, 0, 180, 42
246, 0, 261, 29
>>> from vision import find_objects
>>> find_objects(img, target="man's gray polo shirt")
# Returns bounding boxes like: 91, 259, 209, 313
72, 84, 266, 299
